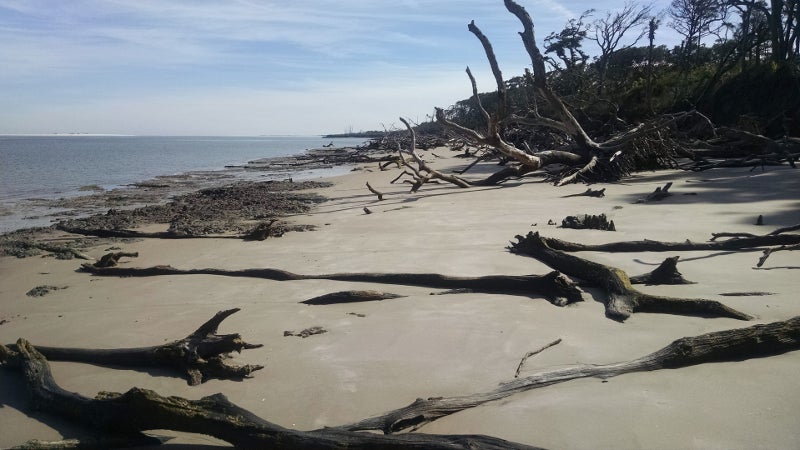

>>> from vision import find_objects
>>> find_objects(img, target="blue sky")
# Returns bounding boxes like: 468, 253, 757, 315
0, 0, 678, 135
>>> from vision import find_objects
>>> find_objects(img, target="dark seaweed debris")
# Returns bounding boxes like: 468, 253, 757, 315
57, 180, 331, 237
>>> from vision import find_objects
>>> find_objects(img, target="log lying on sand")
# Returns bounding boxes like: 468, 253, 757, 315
1, 340, 539, 450
4, 309, 263, 386
302, 290, 406, 305
629, 256, 695, 285
80, 258, 583, 307
510, 232, 751, 321
338, 316, 800, 434
530, 232, 800, 253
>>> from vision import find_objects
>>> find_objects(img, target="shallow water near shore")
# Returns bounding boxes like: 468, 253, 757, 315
0, 135, 366, 232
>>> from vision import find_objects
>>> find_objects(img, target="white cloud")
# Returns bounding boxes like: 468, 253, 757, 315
1, 65, 494, 135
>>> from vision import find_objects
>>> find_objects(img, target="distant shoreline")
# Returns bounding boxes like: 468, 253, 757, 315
322, 131, 384, 139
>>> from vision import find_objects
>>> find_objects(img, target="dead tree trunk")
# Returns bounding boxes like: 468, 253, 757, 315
394, 117, 471, 192
527, 232, 800, 253
338, 316, 800, 434
5, 309, 263, 385
510, 232, 751, 321
80, 259, 583, 307
1, 339, 540, 450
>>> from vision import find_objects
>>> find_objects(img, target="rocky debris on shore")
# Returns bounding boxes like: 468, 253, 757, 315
56, 180, 331, 238
0, 227, 116, 259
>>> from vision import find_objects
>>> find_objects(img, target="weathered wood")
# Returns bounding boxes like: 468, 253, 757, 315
2, 340, 540, 450
366, 182, 384, 200
562, 187, 606, 198
514, 338, 562, 378
302, 290, 405, 305
339, 316, 800, 434
80, 263, 583, 306
5, 309, 263, 386
510, 232, 751, 321
398, 117, 471, 192
757, 243, 800, 267
629, 256, 695, 285
635, 182, 673, 203
528, 232, 800, 253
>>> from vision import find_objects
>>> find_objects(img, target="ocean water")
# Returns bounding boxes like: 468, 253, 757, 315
0, 135, 367, 232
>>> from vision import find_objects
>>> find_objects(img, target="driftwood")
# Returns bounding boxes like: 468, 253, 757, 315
529, 232, 800, 253
513, 338, 562, 378
757, 244, 800, 267
80, 262, 583, 307
302, 290, 406, 305
396, 117, 471, 192
338, 316, 800, 434
366, 181, 385, 200
710, 223, 800, 241
635, 182, 673, 203
510, 232, 751, 321
4, 308, 263, 385
1, 339, 539, 449
629, 256, 695, 285
562, 187, 606, 198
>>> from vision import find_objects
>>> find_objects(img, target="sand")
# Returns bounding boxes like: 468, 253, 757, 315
1, 151, 799, 449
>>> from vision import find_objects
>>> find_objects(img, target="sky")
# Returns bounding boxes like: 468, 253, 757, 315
0, 0, 680, 136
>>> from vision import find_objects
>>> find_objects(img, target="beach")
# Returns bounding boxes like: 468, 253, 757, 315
1, 148, 799, 449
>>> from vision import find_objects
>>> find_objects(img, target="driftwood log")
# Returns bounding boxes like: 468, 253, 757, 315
337, 316, 800, 434
80, 258, 583, 307
4, 309, 263, 385
5, 317, 800, 447
510, 232, 751, 321
1, 340, 539, 449
527, 232, 800, 253
629, 256, 695, 285
302, 290, 406, 305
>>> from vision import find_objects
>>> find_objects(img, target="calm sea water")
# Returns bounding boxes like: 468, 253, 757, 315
0, 135, 366, 232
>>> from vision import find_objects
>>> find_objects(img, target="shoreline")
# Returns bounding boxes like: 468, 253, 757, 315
1, 148, 799, 448
0, 143, 375, 234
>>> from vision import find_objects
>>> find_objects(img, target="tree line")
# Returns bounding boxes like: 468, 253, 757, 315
443, 0, 799, 140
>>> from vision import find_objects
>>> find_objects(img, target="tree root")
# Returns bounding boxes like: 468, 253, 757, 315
1, 339, 540, 449
3, 308, 263, 385
338, 316, 800, 434
510, 232, 751, 321
80, 260, 584, 307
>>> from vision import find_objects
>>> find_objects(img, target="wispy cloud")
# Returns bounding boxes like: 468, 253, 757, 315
0, 0, 678, 135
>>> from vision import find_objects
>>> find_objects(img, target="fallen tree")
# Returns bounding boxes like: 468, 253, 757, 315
337, 315, 800, 434
79, 257, 582, 307
79, 252, 746, 321
3, 308, 263, 386
4, 316, 800, 447
388, 0, 795, 191
1, 339, 540, 450
510, 232, 751, 321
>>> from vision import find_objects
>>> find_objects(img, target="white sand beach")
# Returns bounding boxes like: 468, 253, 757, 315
1, 150, 799, 449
